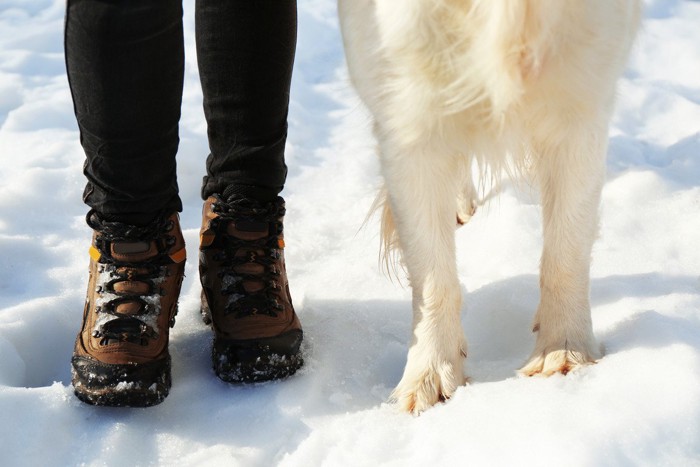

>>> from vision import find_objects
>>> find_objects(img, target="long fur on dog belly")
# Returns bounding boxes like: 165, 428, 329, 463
342, 0, 641, 261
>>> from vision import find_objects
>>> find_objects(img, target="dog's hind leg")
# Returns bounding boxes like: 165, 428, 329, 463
520, 122, 606, 376
379, 139, 467, 413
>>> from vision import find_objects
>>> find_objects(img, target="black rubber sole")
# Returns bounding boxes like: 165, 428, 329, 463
71, 355, 171, 407
212, 330, 304, 383
201, 292, 304, 383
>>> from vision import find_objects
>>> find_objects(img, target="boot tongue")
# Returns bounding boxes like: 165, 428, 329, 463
111, 240, 158, 262
113, 280, 150, 295
108, 242, 157, 316
226, 219, 269, 241
114, 301, 144, 316
224, 219, 271, 293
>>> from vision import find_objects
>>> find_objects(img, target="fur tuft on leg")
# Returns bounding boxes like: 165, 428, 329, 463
365, 186, 403, 280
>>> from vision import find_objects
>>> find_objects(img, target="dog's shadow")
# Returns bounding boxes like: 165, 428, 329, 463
291, 275, 539, 416
291, 271, 699, 413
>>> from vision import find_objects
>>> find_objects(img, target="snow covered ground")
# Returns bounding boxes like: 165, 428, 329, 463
1, 0, 699, 465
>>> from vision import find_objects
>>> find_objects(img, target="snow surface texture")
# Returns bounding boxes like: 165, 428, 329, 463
0, 0, 699, 465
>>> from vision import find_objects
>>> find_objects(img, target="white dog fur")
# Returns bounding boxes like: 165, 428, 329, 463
338, 0, 642, 412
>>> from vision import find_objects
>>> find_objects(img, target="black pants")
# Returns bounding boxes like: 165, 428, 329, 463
65, 0, 297, 224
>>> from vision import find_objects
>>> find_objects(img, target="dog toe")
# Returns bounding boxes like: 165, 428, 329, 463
519, 349, 597, 377
392, 359, 465, 414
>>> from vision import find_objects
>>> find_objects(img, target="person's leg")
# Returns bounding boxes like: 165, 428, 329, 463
65, 0, 187, 407
196, 0, 303, 382
66, 0, 185, 224
196, 0, 296, 202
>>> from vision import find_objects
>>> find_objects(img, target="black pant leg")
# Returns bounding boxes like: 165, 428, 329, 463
196, 0, 297, 201
65, 0, 185, 223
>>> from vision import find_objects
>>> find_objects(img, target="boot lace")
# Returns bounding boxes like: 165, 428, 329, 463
210, 195, 286, 319
87, 210, 177, 346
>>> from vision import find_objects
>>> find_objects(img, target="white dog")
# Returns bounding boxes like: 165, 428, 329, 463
338, 0, 642, 412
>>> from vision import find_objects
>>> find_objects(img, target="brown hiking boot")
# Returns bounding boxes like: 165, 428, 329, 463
71, 211, 186, 407
199, 194, 303, 382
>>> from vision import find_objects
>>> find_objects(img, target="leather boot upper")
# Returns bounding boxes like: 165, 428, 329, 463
74, 212, 186, 365
199, 195, 301, 341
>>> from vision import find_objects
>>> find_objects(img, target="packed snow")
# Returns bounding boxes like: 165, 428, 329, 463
1, 0, 699, 465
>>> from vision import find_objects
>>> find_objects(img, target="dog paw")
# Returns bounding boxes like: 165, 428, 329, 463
391, 348, 466, 413
456, 200, 477, 226
519, 345, 600, 377
520, 305, 601, 377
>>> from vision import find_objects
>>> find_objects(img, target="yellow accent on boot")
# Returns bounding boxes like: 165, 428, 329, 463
89, 245, 101, 262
